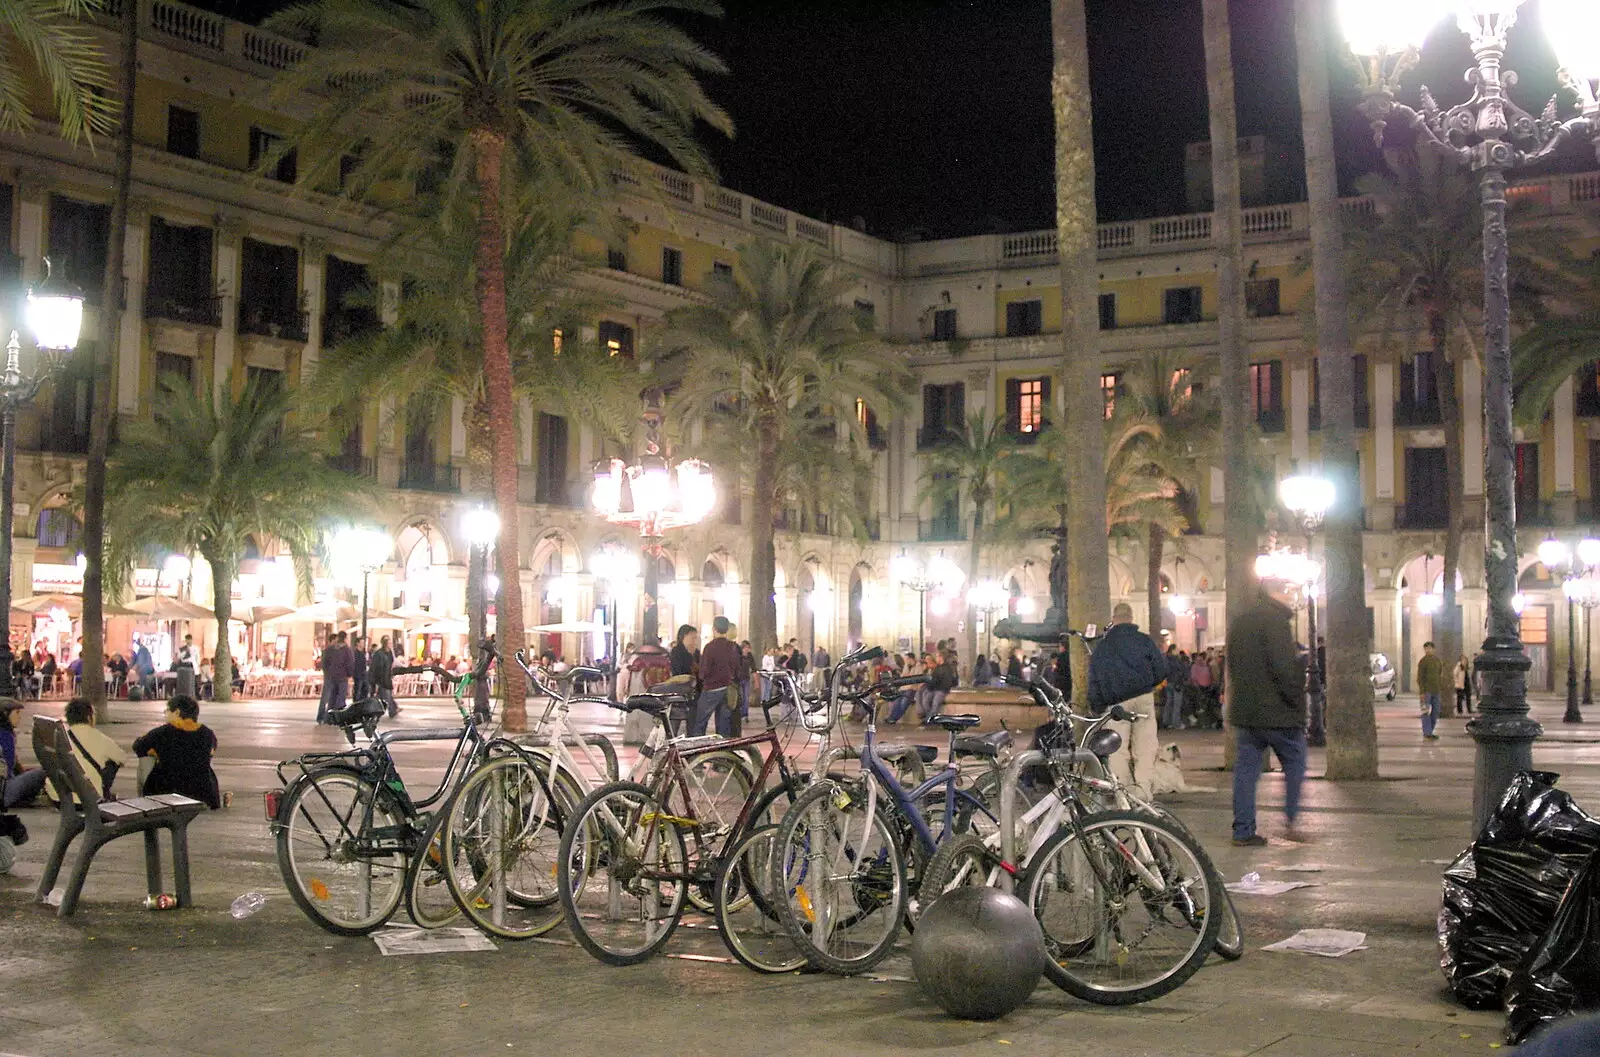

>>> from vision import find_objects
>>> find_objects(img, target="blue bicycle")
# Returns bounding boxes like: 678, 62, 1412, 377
770, 662, 1007, 975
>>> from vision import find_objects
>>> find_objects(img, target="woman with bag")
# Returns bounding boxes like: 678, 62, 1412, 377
46, 697, 127, 805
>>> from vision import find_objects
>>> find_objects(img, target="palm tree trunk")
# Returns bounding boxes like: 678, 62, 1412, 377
1147, 523, 1165, 634
1434, 315, 1465, 670
466, 395, 492, 718
470, 129, 527, 729
206, 549, 235, 703
1298, 0, 1377, 778
82, 0, 138, 722
1203, 0, 1252, 768
748, 414, 779, 650
1051, 0, 1108, 702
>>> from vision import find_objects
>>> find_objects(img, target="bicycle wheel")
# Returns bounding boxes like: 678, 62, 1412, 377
557, 780, 689, 966
918, 832, 999, 907
682, 750, 754, 912
405, 805, 468, 928
276, 767, 406, 936
1135, 803, 1240, 962
714, 825, 805, 973
771, 780, 906, 976
1019, 809, 1222, 1005
445, 754, 577, 940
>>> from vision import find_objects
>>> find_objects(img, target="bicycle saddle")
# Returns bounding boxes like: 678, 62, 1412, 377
953, 729, 1013, 758
1085, 728, 1123, 760
327, 697, 385, 727
617, 691, 692, 714
928, 713, 982, 733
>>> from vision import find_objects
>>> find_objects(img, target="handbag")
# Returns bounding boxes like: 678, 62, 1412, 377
67, 727, 119, 802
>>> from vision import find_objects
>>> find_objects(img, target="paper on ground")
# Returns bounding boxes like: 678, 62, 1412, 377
1262, 929, 1368, 958
1226, 878, 1318, 895
1254, 862, 1326, 873
372, 926, 497, 956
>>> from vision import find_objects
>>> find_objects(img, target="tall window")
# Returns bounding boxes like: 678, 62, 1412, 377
536, 413, 569, 504
1006, 376, 1050, 436
1354, 354, 1371, 425
931, 307, 958, 341
248, 127, 296, 183
854, 300, 876, 329
155, 352, 194, 391
661, 247, 683, 286
1101, 372, 1121, 420
323, 256, 377, 342
240, 238, 301, 338
1005, 299, 1042, 337
1162, 286, 1203, 325
1245, 278, 1281, 318
1515, 442, 1541, 516
46, 195, 109, 298
607, 247, 627, 271
1248, 360, 1284, 430
1309, 357, 1322, 428
599, 320, 634, 359
147, 218, 216, 324
919, 382, 964, 448
166, 105, 200, 158
855, 398, 885, 449
1098, 292, 1117, 330
1401, 350, 1439, 406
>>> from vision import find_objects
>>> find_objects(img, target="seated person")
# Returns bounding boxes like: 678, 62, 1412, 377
0, 700, 46, 808
132, 695, 220, 809
197, 660, 215, 700
11, 652, 35, 700
107, 652, 129, 696
46, 697, 128, 805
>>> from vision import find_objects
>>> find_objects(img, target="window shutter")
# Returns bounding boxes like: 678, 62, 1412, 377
1005, 379, 1021, 433
950, 383, 965, 427
1041, 376, 1053, 419
1270, 361, 1284, 414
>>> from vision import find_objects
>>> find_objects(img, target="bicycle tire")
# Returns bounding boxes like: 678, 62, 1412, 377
557, 780, 689, 966
584, 733, 620, 784
444, 754, 580, 940
405, 805, 466, 929
1019, 809, 1222, 1005
682, 750, 754, 912
276, 768, 406, 936
918, 832, 999, 907
714, 825, 806, 974
770, 780, 906, 976
1137, 804, 1241, 961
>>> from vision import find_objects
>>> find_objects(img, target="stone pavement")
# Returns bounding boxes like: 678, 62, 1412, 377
2, 691, 1596, 1057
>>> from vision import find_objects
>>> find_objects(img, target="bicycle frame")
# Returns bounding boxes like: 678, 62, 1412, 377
855, 699, 993, 858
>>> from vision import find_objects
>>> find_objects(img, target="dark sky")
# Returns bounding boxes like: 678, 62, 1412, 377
220, 0, 1578, 240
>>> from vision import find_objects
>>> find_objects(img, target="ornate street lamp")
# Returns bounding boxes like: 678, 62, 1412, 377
1280, 472, 1334, 746
591, 542, 640, 694
332, 525, 392, 650
1578, 538, 1600, 705
968, 578, 1009, 664
591, 394, 715, 644
1538, 535, 1600, 724
892, 549, 966, 655
0, 261, 83, 697
1336, 0, 1600, 826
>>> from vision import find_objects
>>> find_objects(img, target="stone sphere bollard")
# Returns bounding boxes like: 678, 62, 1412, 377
911, 886, 1047, 1020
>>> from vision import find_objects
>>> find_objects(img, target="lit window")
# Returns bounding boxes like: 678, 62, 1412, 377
552, 328, 563, 355
855, 398, 868, 428
1101, 372, 1121, 420
1017, 379, 1044, 433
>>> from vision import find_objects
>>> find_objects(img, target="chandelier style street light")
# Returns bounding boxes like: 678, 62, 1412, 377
967, 578, 1009, 663
1336, 0, 1600, 827
332, 525, 393, 650
892, 549, 966, 655
1280, 472, 1335, 746
591, 542, 641, 692
591, 394, 715, 644
1538, 535, 1600, 723
0, 261, 83, 697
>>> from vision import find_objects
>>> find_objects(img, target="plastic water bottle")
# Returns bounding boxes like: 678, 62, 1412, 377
1240, 871, 1261, 887
230, 892, 266, 919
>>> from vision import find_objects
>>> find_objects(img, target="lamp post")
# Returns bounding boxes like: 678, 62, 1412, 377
892, 549, 966, 655
1538, 535, 1600, 723
462, 506, 500, 720
1335, 0, 1600, 827
1578, 537, 1600, 705
968, 579, 1009, 665
591, 393, 715, 645
333, 525, 392, 650
0, 262, 83, 697
1280, 472, 1334, 747
591, 543, 640, 695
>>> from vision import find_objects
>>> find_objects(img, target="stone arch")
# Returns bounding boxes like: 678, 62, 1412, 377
1107, 554, 1137, 598
395, 519, 450, 609
529, 528, 582, 575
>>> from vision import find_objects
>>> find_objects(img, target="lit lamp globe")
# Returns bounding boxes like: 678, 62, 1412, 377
1168, 594, 1190, 616
1539, 537, 1572, 573
1337, 0, 1446, 56
675, 459, 716, 523
628, 454, 672, 519
1578, 537, 1600, 569
968, 579, 1007, 612
1564, 578, 1589, 604
591, 458, 623, 517
1278, 473, 1335, 527
462, 507, 501, 549
891, 550, 920, 584
592, 544, 640, 585
164, 553, 191, 583
1418, 592, 1443, 615
927, 553, 967, 595
25, 265, 85, 353
1545, 0, 1600, 84
1513, 592, 1528, 616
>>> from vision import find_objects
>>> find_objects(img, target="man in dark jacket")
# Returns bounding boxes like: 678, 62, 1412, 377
318, 632, 354, 724
1087, 602, 1166, 800
370, 635, 397, 718
1228, 585, 1310, 846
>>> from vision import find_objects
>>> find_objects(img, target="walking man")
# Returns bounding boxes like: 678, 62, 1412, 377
1163, 645, 1188, 729
318, 632, 353, 724
351, 635, 369, 702
1087, 602, 1166, 802
1417, 641, 1446, 740
692, 616, 741, 737
370, 635, 397, 717
1228, 583, 1309, 847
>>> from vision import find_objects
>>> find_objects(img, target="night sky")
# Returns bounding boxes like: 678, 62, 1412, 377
217, 0, 1580, 239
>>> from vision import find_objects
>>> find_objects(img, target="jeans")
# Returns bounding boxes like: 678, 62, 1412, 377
690, 687, 737, 737
1231, 726, 1307, 841
886, 690, 916, 724
1420, 692, 1442, 736
1455, 688, 1473, 715
3, 766, 47, 808
377, 686, 397, 718
1162, 686, 1185, 729
319, 677, 349, 723
918, 689, 947, 723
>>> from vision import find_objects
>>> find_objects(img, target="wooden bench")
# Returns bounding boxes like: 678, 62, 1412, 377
30, 716, 206, 917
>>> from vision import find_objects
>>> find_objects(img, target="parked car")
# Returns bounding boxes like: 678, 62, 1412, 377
1370, 653, 1397, 699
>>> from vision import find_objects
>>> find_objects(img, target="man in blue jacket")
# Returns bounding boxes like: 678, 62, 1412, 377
1087, 602, 1167, 800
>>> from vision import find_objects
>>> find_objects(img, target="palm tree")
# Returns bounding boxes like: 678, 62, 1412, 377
922, 410, 1015, 667
661, 240, 907, 650
1296, 0, 1377, 778
1051, 0, 1107, 700
0, 0, 112, 141
104, 374, 364, 701
1511, 249, 1600, 427
264, 0, 731, 725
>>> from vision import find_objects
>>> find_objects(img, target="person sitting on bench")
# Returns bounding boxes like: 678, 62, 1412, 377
1, 700, 46, 808
132, 695, 220, 809
46, 698, 127, 806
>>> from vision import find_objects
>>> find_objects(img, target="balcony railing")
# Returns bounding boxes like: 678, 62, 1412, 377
1395, 504, 1448, 530
323, 309, 381, 345
145, 291, 221, 327
399, 462, 460, 493
917, 425, 959, 450
1255, 409, 1285, 435
328, 453, 375, 478
918, 517, 966, 542
239, 306, 309, 342
1394, 399, 1443, 427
